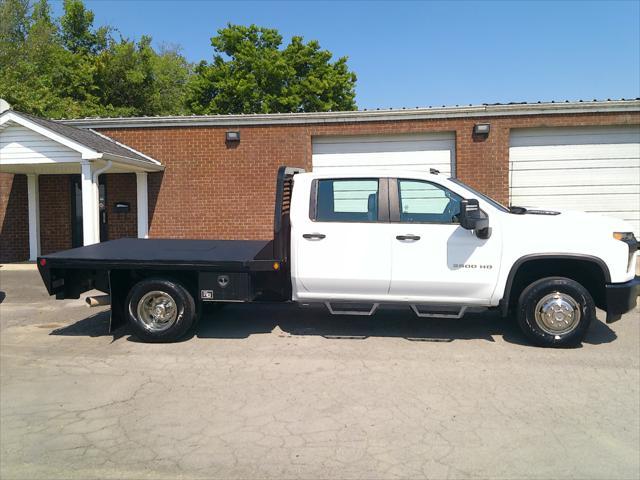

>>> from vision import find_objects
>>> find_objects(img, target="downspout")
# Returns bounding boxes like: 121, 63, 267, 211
92, 160, 113, 242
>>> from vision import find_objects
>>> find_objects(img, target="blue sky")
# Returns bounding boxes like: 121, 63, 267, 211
51, 0, 640, 109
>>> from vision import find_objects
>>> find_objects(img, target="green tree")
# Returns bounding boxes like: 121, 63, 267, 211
0, 0, 29, 47
0, 0, 191, 118
60, 0, 111, 53
151, 44, 191, 115
186, 24, 357, 114
0, 3, 357, 118
59, 0, 108, 54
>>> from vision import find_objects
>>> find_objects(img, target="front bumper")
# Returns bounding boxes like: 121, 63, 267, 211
605, 276, 640, 323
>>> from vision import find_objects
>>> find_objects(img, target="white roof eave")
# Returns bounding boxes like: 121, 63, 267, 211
0, 111, 100, 158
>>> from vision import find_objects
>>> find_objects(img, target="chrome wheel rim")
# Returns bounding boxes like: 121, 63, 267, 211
137, 291, 178, 332
534, 291, 581, 335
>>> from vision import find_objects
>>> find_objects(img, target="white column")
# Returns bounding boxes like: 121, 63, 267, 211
80, 161, 98, 246
26, 174, 40, 261
136, 172, 149, 238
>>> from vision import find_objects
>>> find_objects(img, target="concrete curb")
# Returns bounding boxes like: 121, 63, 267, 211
0, 263, 37, 271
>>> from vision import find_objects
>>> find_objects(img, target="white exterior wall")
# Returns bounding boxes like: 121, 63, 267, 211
0, 124, 82, 165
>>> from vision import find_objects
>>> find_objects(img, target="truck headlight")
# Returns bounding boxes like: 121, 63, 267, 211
613, 232, 638, 271
613, 232, 636, 242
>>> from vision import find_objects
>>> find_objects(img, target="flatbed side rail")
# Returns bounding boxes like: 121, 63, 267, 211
273, 166, 305, 262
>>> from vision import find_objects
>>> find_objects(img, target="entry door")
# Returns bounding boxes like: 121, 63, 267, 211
293, 177, 392, 299
71, 175, 108, 248
389, 179, 501, 305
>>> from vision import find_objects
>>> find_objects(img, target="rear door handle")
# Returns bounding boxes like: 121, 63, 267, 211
396, 234, 421, 241
303, 233, 326, 240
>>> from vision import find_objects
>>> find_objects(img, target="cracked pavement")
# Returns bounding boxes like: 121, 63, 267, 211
1, 268, 639, 479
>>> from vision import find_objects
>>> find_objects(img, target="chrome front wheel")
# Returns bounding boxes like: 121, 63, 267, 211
517, 277, 594, 348
534, 292, 581, 335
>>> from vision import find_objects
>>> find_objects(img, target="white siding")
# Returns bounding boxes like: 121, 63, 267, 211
509, 126, 640, 235
0, 124, 81, 164
312, 133, 456, 176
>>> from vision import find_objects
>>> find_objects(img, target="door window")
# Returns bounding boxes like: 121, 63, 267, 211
315, 179, 380, 222
397, 179, 462, 223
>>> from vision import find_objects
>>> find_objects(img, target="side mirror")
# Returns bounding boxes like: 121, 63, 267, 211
459, 199, 491, 239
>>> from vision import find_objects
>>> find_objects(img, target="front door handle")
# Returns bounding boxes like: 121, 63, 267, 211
396, 234, 421, 241
303, 233, 326, 240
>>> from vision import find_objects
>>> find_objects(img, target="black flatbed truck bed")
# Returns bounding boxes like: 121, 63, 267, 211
41, 238, 277, 271
37, 166, 303, 334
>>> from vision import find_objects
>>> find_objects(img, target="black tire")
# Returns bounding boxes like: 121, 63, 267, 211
517, 276, 594, 348
125, 278, 196, 343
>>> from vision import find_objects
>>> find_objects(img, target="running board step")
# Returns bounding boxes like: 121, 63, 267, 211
325, 302, 379, 316
411, 305, 467, 319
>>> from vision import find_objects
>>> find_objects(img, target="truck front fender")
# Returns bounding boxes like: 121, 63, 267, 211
499, 253, 611, 316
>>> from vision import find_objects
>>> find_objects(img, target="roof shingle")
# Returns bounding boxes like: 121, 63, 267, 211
16, 111, 158, 165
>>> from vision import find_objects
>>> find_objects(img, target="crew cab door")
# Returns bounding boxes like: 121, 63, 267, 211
292, 177, 392, 299
388, 178, 501, 304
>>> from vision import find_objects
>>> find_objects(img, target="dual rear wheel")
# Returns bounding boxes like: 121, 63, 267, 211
126, 278, 196, 343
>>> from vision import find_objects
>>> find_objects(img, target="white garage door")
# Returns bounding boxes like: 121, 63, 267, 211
510, 126, 640, 235
312, 133, 456, 176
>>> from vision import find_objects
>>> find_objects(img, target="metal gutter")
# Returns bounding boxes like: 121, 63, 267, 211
60, 100, 640, 129
101, 152, 165, 171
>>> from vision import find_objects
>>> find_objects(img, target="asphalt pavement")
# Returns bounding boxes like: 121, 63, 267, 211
1, 266, 638, 479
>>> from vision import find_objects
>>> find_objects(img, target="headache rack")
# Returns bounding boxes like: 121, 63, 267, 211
272, 166, 305, 262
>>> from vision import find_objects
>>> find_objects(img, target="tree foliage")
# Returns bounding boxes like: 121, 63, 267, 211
0, 0, 190, 117
186, 24, 357, 114
0, 2, 357, 118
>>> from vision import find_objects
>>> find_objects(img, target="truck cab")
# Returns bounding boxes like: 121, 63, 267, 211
290, 169, 639, 345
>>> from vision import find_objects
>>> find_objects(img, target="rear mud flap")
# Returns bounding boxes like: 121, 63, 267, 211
108, 271, 128, 333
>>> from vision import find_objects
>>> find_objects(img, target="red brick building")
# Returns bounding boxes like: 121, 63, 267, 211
1, 99, 639, 262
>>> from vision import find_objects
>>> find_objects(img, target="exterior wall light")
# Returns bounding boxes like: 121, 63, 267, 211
226, 131, 240, 142
473, 123, 491, 136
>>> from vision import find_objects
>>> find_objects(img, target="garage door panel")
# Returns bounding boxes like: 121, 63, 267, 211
312, 133, 455, 176
510, 167, 640, 187
313, 137, 455, 155
314, 151, 452, 173
509, 126, 640, 147
510, 184, 640, 196
509, 143, 640, 162
509, 193, 640, 212
510, 157, 640, 171
620, 220, 640, 235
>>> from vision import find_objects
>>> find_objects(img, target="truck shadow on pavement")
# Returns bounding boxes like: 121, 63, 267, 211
50, 303, 618, 347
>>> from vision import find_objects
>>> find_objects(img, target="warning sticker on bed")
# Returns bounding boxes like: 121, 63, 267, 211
201, 290, 214, 300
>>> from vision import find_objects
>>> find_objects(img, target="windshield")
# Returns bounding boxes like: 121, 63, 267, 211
449, 178, 510, 213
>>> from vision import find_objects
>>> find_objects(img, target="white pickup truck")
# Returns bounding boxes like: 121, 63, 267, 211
38, 166, 639, 347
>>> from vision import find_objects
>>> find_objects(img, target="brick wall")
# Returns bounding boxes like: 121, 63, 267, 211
99, 110, 640, 241
0, 173, 28, 262
106, 173, 138, 240
98, 126, 309, 241
39, 175, 72, 255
